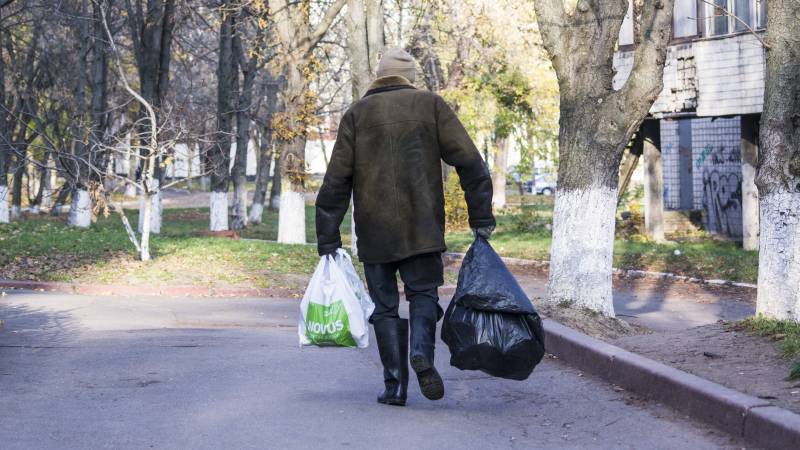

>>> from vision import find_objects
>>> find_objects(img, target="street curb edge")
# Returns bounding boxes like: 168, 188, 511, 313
443, 252, 757, 290
543, 319, 800, 450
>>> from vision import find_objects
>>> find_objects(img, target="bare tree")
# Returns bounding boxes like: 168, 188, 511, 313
533, 0, 674, 316
124, 0, 176, 234
272, 0, 346, 244
229, 4, 271, 230
208, 0, 237, 231
248, 76, 281, 224
0, 2, 12, 224
755, 0, 800, 321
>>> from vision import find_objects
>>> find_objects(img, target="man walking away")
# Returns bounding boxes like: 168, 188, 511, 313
315, 48, 495, 406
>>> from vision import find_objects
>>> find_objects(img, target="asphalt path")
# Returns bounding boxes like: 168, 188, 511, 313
0, 291, 748, 449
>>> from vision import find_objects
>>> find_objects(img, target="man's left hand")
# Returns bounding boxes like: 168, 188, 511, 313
473, 226, 495, 240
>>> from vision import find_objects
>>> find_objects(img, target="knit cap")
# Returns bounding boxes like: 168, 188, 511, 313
376, 47, 417, 83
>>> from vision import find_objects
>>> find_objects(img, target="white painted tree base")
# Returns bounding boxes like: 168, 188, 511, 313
757, 192, 800, 322
277, 185, 306, 244
270, 194, 280, 210
41, 188, 52, 209
67, 189, 92, 228
138, 184, 162, 234
248, 202, 264, 224
209, 191, 229, 231
0, 186, 8, 223
10, 205, 20, 220
29, 205, 40, 215
124, 183, 137, 198
231, 184, 248, 230
547, 186, 617, 317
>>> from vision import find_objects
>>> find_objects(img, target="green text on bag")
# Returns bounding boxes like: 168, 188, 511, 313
305, 300, 356, 347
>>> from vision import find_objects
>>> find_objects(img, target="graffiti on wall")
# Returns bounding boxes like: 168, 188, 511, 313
699, 145, 742, 236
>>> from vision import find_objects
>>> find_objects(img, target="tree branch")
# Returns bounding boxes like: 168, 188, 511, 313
304, 0, 347, 54
613, 0, 675, 126
532, 0, 567, 75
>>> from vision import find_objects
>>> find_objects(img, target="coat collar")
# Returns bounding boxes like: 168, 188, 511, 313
364, 76, 416, 97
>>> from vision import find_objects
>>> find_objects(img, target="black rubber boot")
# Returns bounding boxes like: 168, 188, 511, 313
374, 318, 408, 406
409, 299, 444, 401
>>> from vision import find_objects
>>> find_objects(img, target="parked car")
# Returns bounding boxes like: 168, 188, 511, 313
531, 173, 556, 195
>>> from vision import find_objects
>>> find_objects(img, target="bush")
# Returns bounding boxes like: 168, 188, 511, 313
507, 206, 550, 233
444, 173, 469, 230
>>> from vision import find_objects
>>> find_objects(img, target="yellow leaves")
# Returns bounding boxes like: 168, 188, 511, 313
273, 57, 322, 141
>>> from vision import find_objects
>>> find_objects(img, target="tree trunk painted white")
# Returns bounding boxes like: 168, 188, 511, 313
67, 189, 92, 228
491, 137, 508, 209
138, 180, 162, 234
754, 0, 799, 321
10, 204, 20, 220
756, 192, 800, 321
209, 191, 229, 231
248, 202, 264, 225
231, 181, 248, 230
29, 204, 39, 215
0, 185, 8, 223
741, 115, 759, 251
277, 181, 306, 244
140, 191, 153, 262
270, 192, 280, 210
124, 182, 137, 198
547, 186, 617, 317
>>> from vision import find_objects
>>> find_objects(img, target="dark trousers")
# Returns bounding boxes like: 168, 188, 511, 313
364, 252, 444, 324
364, 252, 444, 363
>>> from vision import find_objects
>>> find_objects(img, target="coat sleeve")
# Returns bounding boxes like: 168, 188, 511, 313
315, 112, 355, 256
435, 96, 496, 229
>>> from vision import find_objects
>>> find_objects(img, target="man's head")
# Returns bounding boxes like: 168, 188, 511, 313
376, 48, 417, 83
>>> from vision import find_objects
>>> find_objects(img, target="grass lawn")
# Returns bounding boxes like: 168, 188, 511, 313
446, 199, 758, 284
736, 316, 800, 380
0, 198, 758, 288
0, 208, 321, 290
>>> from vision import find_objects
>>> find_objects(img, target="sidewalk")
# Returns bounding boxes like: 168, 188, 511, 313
507, 269, 756, 332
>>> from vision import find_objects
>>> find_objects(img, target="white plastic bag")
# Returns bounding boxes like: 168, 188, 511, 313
335, 248, 375, 321
298, 250, 373, 348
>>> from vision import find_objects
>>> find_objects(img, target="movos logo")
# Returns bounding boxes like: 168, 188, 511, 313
307, 320, 345, 334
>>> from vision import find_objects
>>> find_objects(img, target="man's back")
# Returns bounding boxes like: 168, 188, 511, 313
315, 76, 495, 264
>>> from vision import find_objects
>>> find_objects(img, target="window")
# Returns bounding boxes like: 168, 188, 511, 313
733, 0, 752, 31
712, 0, 729, 35
673, 0, 698, 38
704, 0, 767, 36
757, 0, 767, 28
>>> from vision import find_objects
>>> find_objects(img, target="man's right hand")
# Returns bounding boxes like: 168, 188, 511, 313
319, 248, 339, 259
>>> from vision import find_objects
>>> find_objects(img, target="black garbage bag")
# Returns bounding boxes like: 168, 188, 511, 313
441, 236, 545, 381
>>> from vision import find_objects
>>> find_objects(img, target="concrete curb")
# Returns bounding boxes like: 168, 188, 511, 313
443, 252, 757, 290
543, 319, 800, 450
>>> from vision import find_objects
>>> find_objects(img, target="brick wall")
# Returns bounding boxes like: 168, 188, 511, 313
613, 33, 765, 117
